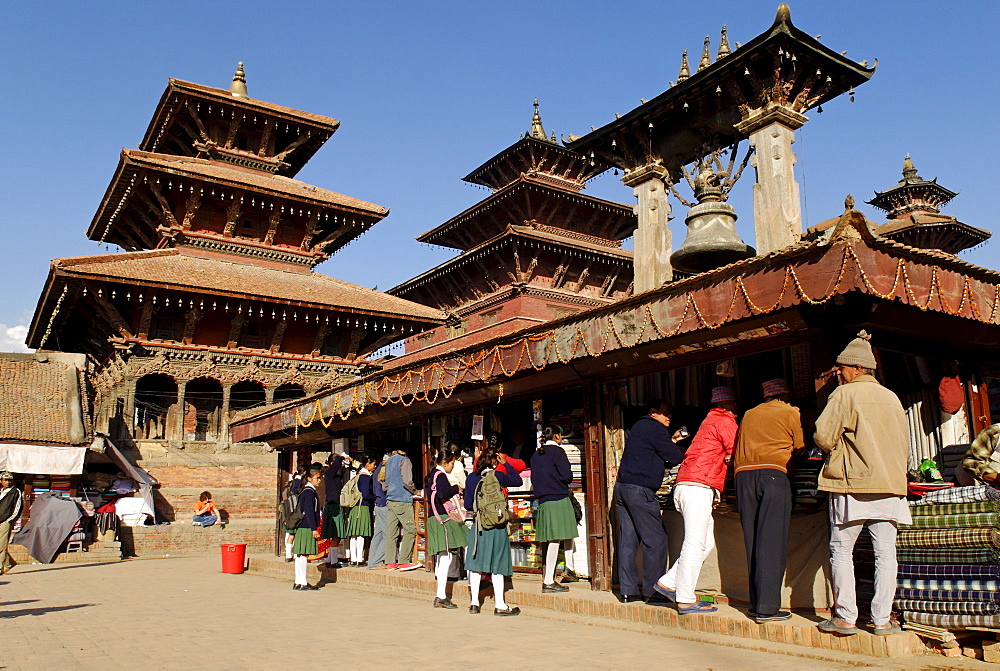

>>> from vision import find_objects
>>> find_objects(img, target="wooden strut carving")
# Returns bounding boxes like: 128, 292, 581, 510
148, 181, 179, 228
270, 319, 288, 353
275, 131, 312, 161
227, 302, 249, 347
300, 211, 321, 250
311, 321, 330, 356
138, 301, 157, 340
224, 117, 241, 149
257, 123, 272, 157
263, 209, 282, 245
181, 192, 201, 230
223, 200, 243, 238
185, 103, 211, 143
83, 282, 134, 339
182, 306, 203, 344
346, 328, 367, 359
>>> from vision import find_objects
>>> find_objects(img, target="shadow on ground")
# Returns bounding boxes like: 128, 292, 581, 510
0, 603, 94, 618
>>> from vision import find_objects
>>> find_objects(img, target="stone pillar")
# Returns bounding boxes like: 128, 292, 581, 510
121, 379, 138, 435
736, 106, 808, 255
265, 386, 276, 405
622, 163, 672, 293
175, 379, 188, 444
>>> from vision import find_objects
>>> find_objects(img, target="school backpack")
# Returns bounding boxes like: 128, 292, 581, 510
280, 484, 304, 530
340, 472, 363, 507
474, 469, 510, 530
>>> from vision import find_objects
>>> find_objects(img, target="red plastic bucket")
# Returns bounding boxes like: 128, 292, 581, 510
220, 543, 247, 574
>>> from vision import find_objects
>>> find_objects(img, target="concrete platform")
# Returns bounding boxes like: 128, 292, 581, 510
246, 554, 931, 663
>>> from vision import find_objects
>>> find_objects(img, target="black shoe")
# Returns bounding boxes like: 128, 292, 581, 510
494, 606, 521, 616
542, 582, 569, 593
285, 557, 293, 563
292, 584, 301, 590
469, 604, 481, 614
298, 584, 319, 591
645, 594, 672, 606
561, 570, 580, 583
752, 610, 792, 623
433, 597, 457, 609
620, 594, 643, 603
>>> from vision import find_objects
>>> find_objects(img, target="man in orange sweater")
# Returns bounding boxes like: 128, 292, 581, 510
733, 378, 804, 623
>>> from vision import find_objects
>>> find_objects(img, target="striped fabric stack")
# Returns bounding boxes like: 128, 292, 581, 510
896, 485, 1000, 630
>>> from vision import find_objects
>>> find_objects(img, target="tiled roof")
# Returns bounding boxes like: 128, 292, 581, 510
50, 249, 445, 320
123, 150, 386, 214
0, 354, 88, 446
160, 79, 337, 129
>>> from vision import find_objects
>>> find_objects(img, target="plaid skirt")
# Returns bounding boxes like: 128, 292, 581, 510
536, 497, 578, 543
426, 515, 467, 556
292, 527, 317, 556
345, 504, 373, 537
321, 501, 346, 539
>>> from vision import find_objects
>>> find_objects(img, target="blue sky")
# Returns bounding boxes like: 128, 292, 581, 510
2, 1, 997, 351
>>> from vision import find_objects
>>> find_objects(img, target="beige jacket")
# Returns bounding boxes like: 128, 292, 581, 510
814, 375, 909, 495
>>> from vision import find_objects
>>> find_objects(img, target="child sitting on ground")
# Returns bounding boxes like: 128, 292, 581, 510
192, 491, 219, 526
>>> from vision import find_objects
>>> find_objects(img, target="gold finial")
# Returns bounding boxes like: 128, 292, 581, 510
698, 36, 712, 71
845, 194, 855, 211
717, 25, 731, 59
678, 50, 691, 82
229, 62, 248, 99
530, 98, 547, 140
902, 154, 919, 181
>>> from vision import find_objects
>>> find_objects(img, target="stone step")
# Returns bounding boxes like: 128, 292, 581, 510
8, 541, 123, 565
245, 554, 929, 663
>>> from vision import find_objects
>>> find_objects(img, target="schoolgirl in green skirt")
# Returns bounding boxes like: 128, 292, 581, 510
532, 427, 580, 593
344, 456, 378, 565
292, 465, 323, 590
425, 444, 468, 609
465, 442, 522, 615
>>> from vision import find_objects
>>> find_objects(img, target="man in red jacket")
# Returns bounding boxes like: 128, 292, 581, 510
654, 387, 738, 614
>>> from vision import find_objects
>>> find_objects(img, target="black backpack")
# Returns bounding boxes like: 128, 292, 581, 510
280, 484, 304, 530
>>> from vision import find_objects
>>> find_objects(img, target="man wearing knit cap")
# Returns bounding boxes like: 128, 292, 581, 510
0, 472, 23, 575
653, 386, 738, 614
733, 378, 804, 623
814, 331, 910, 636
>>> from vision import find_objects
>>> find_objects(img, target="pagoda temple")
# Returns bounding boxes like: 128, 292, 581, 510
25, 65, 443, 519
868, 156, 990, 254
390, 101, 636, 356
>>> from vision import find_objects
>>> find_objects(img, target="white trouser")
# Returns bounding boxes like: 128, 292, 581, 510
660, 483, 716, 604
830, 519, 898, 626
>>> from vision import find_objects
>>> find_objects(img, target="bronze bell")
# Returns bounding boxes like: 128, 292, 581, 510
670, 166, 754, 274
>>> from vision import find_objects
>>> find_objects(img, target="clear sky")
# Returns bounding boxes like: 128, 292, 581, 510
2, 1, 997, 352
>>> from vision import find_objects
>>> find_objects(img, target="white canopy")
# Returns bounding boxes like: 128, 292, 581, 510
0, 443, 86, 475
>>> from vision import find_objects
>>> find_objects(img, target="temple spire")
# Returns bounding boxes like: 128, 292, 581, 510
717, 25, 731, 59
530, 99, 548, 141
229, 62, 248, 99
678, 50, 691, 82
698, 36, 712, 71
901, 154, 919, 181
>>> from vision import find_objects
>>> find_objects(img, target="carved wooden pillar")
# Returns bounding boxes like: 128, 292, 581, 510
622, 163, 672, 292
175, 379, 188, 443
265, 386, 276, 405
736, 106, 807, 254
122, 379, 138, 436
221, 383, 232, 439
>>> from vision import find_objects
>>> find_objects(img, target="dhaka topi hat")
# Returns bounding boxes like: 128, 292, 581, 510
710, 386, 736, 404
762, 378, 791, 398
836, 330, 877, 369
0, 471, 13, 480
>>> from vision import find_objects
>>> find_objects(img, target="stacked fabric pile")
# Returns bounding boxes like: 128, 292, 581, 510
896, 485, 1000, 630
50, 475, 72, 496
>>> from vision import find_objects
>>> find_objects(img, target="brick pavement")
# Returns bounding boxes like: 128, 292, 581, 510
0, 556, 991, 670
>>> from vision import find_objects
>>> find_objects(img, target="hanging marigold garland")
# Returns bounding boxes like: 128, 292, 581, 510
293, 242, 1000, 435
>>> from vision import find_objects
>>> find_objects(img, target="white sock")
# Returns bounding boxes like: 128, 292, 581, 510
492, 573, 508, 610
469, 571, 482, 606
294, 555, 308, 585
285, 540, 293, 560
544, 542, 560, 584
435, 552, 452, 599
352, 537, 364, 562
563, 540, 575, 574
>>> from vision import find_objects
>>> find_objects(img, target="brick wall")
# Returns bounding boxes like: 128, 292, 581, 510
145, 465, 276, 521
125, 518, 275, 558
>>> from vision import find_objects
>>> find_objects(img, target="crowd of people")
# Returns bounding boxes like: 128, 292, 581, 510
281, 431, 579, 616
615, 331, 910, 633
274, 330, 996, 633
